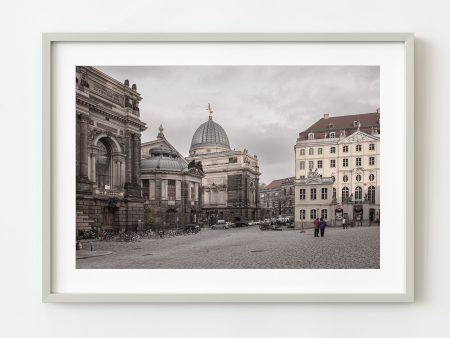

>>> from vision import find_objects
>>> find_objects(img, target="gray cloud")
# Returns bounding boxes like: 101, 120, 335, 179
97, 66, 379, 184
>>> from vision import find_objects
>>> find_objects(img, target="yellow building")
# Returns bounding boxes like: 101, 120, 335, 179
294, 111, 380, 227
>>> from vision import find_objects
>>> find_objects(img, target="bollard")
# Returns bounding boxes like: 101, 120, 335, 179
300, 222, 305, 233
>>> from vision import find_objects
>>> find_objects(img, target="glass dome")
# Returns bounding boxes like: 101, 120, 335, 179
189, 116, 230, 153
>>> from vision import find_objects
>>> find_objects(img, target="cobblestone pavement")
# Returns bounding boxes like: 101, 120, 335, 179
76, 226, 380, 269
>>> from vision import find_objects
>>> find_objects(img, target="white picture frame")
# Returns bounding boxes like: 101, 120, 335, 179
43, 33, 414, 303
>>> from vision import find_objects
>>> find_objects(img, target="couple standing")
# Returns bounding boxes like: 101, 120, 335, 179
313, 218, 327, 237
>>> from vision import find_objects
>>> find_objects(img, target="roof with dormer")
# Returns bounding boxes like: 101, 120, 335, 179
298, 111, 380, 141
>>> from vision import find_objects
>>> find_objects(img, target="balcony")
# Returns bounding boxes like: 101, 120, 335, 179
93, 187, 124, 198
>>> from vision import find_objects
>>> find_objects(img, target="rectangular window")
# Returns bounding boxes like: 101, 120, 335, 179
299, 189, 306, 200
343, 145, 348, 153
318, 160, 322, 168
318, 148, 323, 155
190, 185, 195, 201
309, 148, 314, 155
300, 148, 305, 156
300, 161, 305, 170
142, 179, 149, 200
321, 188, 328, 200
299, 209, 306, 220
343, 158, 348, 167
309, 161, 314, 169
356, 144, 362, 152
299, 175, 305, 180
356, 157, 362, 166
369, 143, 375, 151
310, 188, 317, 200
330, 159, 336, 168
369, 156, 375, 165
168, 179, 176, 201
228, 157, 238, 163
194, 183, 199, 201
321, 209, 328, 220
149, 180, 155, 200
329, 132, 335, 138
310, 209, 317, 220
330, 146, 336, 154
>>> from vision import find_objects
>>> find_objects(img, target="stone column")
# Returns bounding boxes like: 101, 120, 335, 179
79, 114, 89, 178
76, 117, 80, 176
125, 132, 142, 197
112, 160, 118, 189
91, 154, 96, 183
120, 161, 125, 187
76, 114, 92, 193
133, 134, 141, 184
125, 133, 132, 184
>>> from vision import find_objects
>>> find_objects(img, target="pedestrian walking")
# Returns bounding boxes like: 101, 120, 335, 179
319, 217, 327, 237
313, 218, 320, 237
342, 217, 347, 229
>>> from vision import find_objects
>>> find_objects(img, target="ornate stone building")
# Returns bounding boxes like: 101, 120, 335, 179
294, 169, 335, 228
294, 111, 380, 227
140, 126, 204, 228
186, 107, 261, 225
76, 66, 147, 235
259, 177, 295, 220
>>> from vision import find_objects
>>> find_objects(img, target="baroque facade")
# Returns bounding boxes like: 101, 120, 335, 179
186, 108, 261, 225
259, 177, 295, 219
76, 66, 146, 235
140, 126, 204, 228
294, 111, 381, 228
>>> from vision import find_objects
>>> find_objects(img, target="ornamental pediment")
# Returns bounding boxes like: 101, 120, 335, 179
339, 130, 379, 144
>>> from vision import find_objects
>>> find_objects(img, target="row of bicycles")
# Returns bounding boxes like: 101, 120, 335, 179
78, 226, 202, 242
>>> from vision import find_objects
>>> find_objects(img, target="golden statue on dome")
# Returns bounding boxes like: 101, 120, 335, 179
206, 103, 213, 119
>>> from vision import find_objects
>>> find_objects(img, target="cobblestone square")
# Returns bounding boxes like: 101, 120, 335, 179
76, 226, 379, 269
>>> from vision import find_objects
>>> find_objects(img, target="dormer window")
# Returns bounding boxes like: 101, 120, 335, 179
308, 132, 314, 140
328, 123, 334, 129
329, 132, 336, 138
353, 121, 359, 127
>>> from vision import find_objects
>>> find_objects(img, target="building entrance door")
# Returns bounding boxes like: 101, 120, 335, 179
103, 207, 115, 230
166, 209, 177, 227
369, 208, 375, 222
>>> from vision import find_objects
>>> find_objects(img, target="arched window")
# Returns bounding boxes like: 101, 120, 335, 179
96, 139, 111, 189
333, 187, 337, 199
355, 186, 363, 201
368, 186, 376, 204
342, 187, 349, 202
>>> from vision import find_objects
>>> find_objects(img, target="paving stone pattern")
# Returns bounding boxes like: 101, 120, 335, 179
76, 226, 380, 269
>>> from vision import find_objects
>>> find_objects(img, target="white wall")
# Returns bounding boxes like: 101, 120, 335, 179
1, 0, 449, 337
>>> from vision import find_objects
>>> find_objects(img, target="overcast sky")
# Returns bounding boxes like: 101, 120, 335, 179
97, 66, 379, 184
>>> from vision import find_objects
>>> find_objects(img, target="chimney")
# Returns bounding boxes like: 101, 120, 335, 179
324, 113, 330, 119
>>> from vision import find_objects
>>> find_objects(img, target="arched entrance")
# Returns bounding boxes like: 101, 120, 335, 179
354, 204, 363, 226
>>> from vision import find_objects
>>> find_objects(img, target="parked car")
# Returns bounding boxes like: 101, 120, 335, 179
211, 220, 229, 230
235, 216, 249, 227
180, 224, 201, 233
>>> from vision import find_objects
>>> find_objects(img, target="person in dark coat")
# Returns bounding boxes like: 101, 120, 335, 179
313, 218, 320, 237
319, 217, 327, 237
